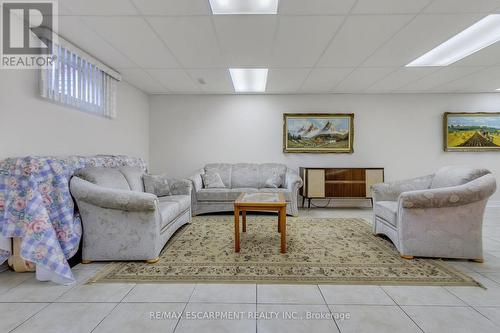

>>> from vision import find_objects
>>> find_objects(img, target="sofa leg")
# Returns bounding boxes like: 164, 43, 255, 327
81, 260, 93, 264
470, 258, 484, 263
145, 257, 160, 264
400, 255, 414, 260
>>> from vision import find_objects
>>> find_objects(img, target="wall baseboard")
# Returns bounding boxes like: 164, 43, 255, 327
300, 197, 500, 209
487, 201, 500, 208
299, 197, 373, 209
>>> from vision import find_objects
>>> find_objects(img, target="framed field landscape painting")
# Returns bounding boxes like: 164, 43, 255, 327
444, 112, 500, 152
283, 113, 354, 153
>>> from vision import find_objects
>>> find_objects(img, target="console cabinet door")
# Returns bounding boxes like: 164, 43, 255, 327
307, 169, 325, 198
365, 169, 384, 198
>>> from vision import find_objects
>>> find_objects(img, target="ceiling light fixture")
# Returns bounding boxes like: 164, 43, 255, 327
229, 68, 268, 93
209, 0, 279, 15
407, 14, 500, 67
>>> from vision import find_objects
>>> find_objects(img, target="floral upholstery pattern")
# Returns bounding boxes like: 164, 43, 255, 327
371, 174, 434, 202
400, 174, 496, 209
430, 166, 491, 189
0, 155, 146, 284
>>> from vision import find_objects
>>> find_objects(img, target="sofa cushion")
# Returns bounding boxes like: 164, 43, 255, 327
143, 174, 171, 196
74, 167, 131, 191
374, 201, 398, 227
158, 195, 190, 229
197, 188, 258, 201
231, 163, 260, 188
257, 188, 292, 201
259, 163, 287, 188
264, 176, 281, 188
119, 167, 145, 192
431, 166, 491, 189
159, 195, 190, 212
201, 172, 226, 188
205, 163, 232, 188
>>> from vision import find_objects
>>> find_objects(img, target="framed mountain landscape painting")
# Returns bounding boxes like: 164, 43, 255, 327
444, 112, 500, 152
283, 113, 354, 153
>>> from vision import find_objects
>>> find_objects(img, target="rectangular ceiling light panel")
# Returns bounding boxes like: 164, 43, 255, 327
229, 68, 268, 92
209, 0, 279, 15
407, 15, 500, 67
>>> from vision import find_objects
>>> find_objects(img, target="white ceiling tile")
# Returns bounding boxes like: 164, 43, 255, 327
187, 69, 234, 93
300, 68, 353, 92
120, 69, 167, 93
271, 16, 344, 67
147, 16, 224, 68
58, 16, 136, 69
363, 14, 483, 67
54, 1, 500, 94
432, 67, 500, 92
146, 69, 200, 92
423, 0, 500, 13
82, 17, 179, 68
279, 0, 357, 15
267, 69, 310, 92
334, 67, 394, 92
366, 67, 438, 92
132, 0, 211, 15
398, 67, 484, 91
59, 0, 138, 15
353, 0, 432, 14
318, 15, 413, 67
213, 16, 277, 66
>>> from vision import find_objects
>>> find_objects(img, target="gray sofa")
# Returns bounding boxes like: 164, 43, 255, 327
372, 166, 496, 261
70, 167, 191, 263
189, 163, 303, 216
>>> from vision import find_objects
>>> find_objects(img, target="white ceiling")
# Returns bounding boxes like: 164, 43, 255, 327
56, 0, 500, 94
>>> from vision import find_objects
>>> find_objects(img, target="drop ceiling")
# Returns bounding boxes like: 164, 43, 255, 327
56, 0, 500, 94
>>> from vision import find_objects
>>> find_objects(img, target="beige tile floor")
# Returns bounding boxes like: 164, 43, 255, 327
1, 207, 500, 333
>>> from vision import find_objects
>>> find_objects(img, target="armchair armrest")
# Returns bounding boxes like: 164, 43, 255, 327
70, 177, 158, 212
284, 169, 303, 190
168, 178, 192, 196
371, 174, 434, 202
399, 174, 496, 209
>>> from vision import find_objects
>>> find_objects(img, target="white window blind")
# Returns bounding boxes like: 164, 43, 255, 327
40, 37, 120, 119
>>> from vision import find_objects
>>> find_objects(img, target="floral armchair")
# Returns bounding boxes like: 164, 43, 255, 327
372, 166, 496, 261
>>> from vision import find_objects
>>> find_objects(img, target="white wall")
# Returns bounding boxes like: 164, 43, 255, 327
150, 94, 500, 201
0, 70, 150, 162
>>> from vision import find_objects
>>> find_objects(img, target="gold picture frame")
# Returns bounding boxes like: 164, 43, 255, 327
444, 112, 500, 152
283, 113, 354, 153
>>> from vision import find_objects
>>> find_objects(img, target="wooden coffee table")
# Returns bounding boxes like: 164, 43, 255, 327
234, 192, 287, 253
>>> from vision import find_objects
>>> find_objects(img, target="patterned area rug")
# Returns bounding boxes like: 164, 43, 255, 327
89, 216, 478, 286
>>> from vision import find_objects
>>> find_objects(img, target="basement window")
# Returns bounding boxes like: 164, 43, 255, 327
40, 36, 121, 118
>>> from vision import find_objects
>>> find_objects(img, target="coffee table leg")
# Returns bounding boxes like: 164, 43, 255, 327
278, 210, 281, 233
242, 210, 246, 232
280, 207, 286, 253
234, 207, 240, 252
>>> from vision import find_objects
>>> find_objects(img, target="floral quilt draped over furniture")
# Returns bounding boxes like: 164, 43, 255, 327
0, 155, 147, 284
